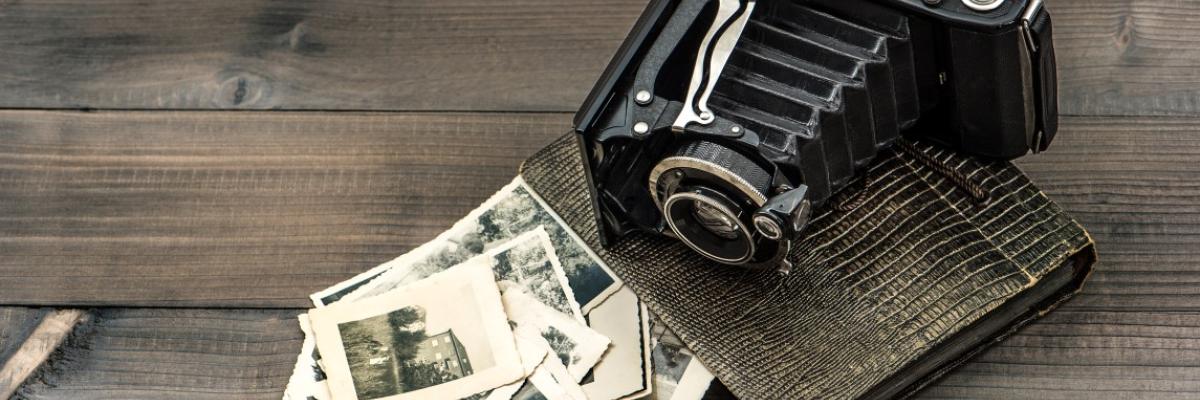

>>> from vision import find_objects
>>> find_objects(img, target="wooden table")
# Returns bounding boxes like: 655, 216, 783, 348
0, 1, 1196, 398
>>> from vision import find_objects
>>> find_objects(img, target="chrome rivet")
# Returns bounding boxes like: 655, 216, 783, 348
731, 125, 742, 134
699, 112, 713, 121
635, 90, 653, 105
633, 122, 650, 135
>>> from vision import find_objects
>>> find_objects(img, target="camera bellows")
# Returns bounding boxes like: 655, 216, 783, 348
709, 1, 916, 203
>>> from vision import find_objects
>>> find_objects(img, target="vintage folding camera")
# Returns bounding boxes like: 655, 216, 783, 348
574, 0, 1058, 270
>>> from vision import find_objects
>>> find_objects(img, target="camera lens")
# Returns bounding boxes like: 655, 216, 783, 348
648, 141, 776, 266
692, 201, 740, 240
663, 189, 755, 264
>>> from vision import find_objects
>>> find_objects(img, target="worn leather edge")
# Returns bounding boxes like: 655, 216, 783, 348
894, 243, 1097, 399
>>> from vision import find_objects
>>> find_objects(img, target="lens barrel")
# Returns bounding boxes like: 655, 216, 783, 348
649, 141, 783, 267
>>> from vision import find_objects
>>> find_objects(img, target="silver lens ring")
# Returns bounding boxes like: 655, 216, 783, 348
962, 0, 1004, 12
663, 190, 756, 264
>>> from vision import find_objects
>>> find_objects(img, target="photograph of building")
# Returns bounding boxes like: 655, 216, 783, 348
410, 330, 473, 379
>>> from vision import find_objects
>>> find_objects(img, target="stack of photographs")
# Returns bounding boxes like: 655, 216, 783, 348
284, 178, 675, 400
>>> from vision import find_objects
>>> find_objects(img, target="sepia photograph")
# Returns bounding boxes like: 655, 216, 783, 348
341, 229, 585, 324
491, 228, 584, 321
648, 316, 716, 400
283, 314, 331, 400
312, 178, 619, 313
650, 342, 691, 400
309, 261, 522, 400
487, 332, 588, 400
514, 351, 588, 400
580, 288, 653, 400
341, 228, 584, 320
500, 286, 611, 382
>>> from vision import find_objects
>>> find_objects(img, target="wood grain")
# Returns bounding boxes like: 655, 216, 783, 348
0, 0, 641, 112
1049, 0, 1200, 116
0, 110, 567, 307
0, 116, 1193, 396
0, 0, 1188, 116
919, 310, 1200, 400
13, 309, 301, 400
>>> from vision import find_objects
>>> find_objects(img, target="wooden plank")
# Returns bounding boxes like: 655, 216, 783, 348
13, 310, 1200, 399
0, 0, 1185, 117
0, 115, 1190, 396
1049, 0, 1200, 116
919, 310, 1200, 400
0, 309, 83, 399
0, 0, 641, 112
14, 309, 300, 400
0, 110, 568, 307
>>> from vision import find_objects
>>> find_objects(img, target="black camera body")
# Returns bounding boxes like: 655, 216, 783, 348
574, 0, 1058, 270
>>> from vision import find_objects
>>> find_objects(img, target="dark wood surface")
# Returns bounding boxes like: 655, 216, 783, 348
0, 110, 565, 307
0, 0, 1198, 398
15, 309, 301, 400
0, 0, 1190, 115
0, 0, 642, 112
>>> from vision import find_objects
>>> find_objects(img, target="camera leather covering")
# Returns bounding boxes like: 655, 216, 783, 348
522, 134, 1094, 399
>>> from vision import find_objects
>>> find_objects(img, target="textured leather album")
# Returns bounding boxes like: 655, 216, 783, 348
521, 134, 1095, 400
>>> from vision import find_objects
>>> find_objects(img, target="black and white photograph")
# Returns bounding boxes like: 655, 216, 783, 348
311, 178, 619, 313
580, 288, 653, 400
521, 351, 588, 400
284, 314, 331, 400
341, 228, 584, 324
647, 317, 716, 400
500, 286, 611, 382
491, 228, 584, 321
650, 343, 691, 400
487, 333, 588, 400
309, 261, 522, 400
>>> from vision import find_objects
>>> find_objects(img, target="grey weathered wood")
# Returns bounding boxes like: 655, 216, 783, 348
1049, 0, 1200, 116
0, 0, 1191, 117
12, 309, 1200, 400
0, 110, 567, 308
0, 0, 641, 112
918, 310, 1200, 400
14, 309, 301, 400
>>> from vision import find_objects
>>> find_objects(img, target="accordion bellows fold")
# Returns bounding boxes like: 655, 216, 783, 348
522, 134, 1094, 400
